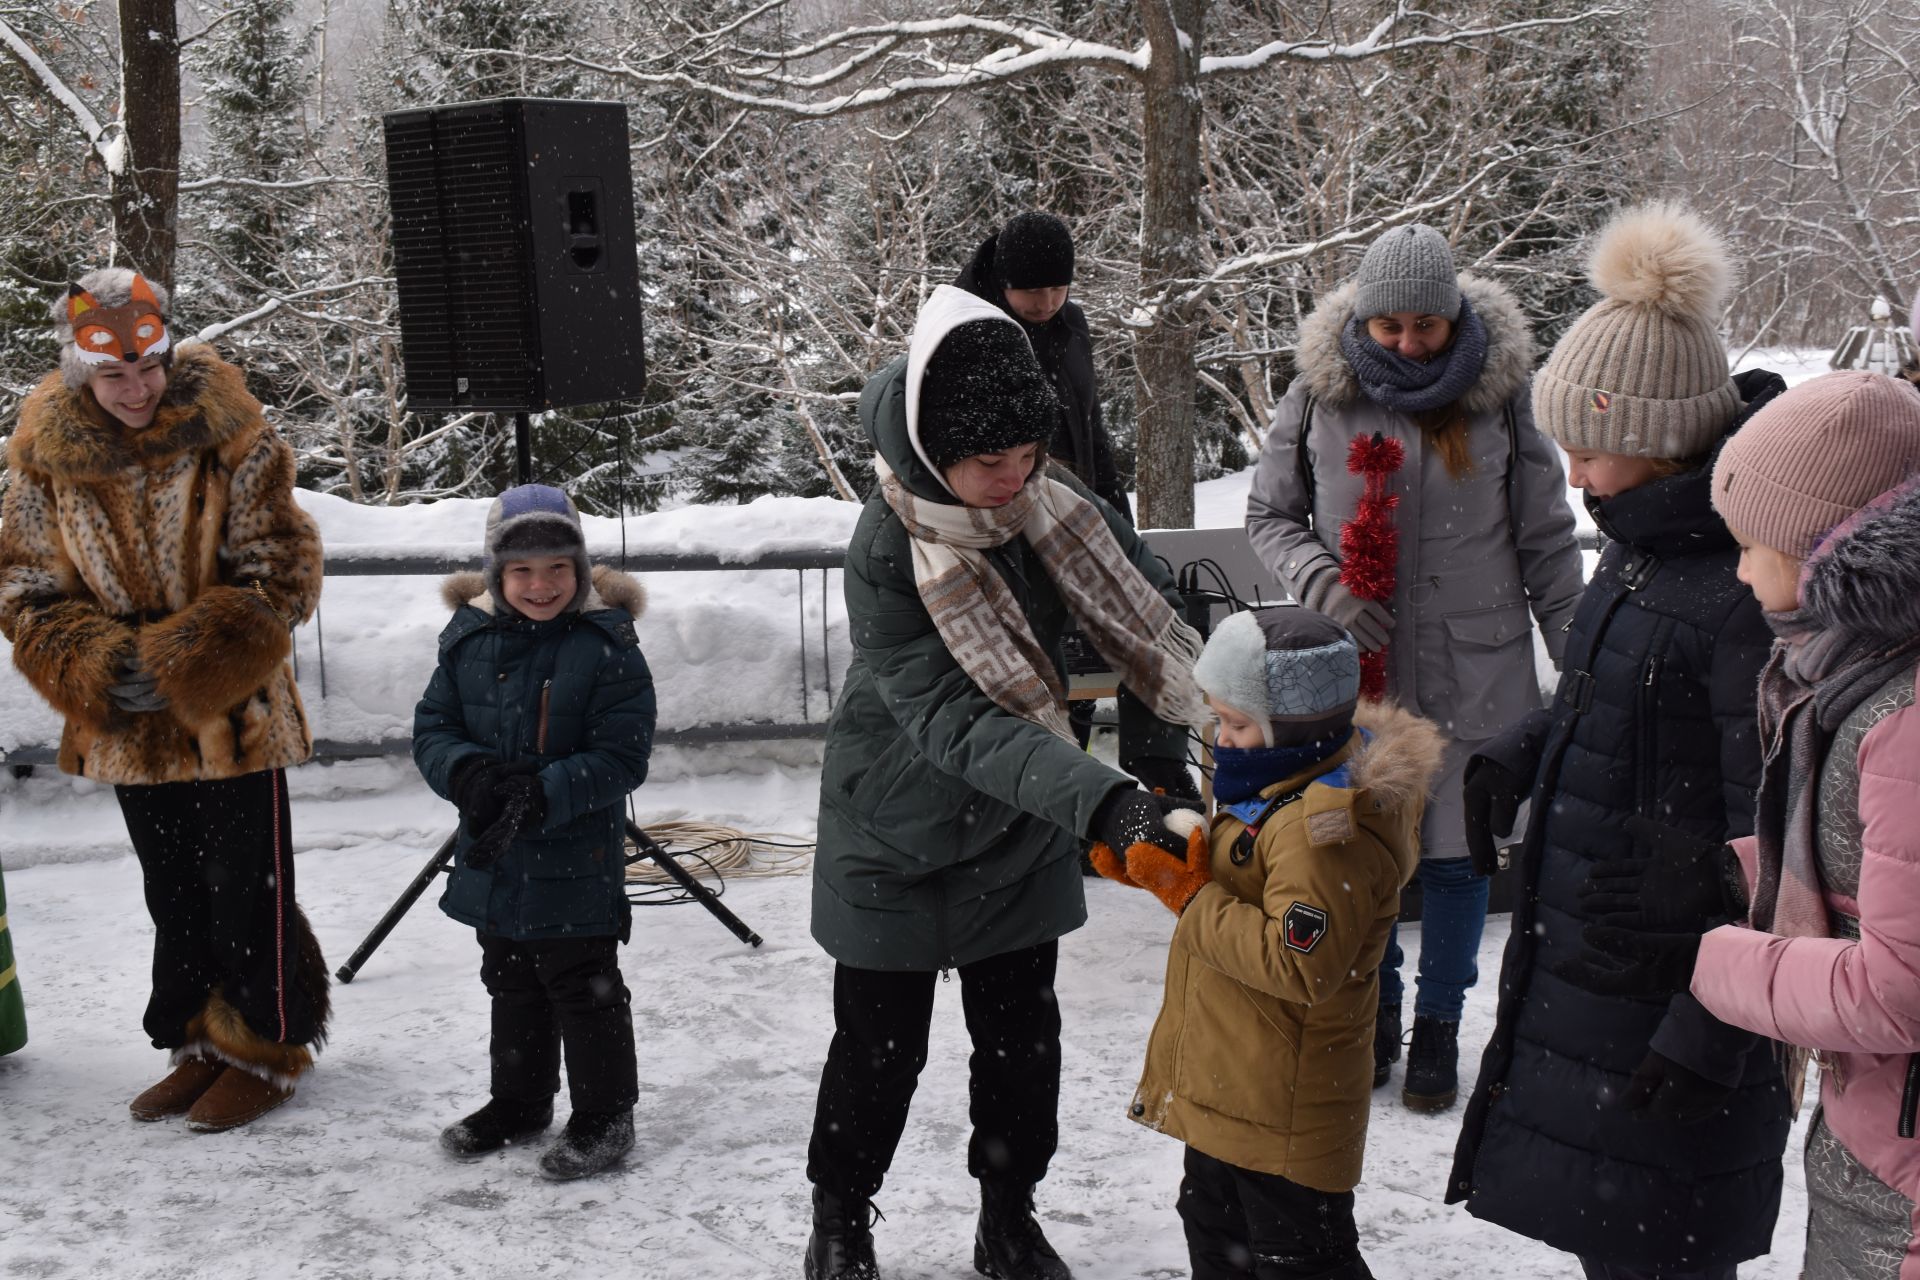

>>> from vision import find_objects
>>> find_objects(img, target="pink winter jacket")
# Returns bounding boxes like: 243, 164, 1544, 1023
1692, 667, 1920, 1279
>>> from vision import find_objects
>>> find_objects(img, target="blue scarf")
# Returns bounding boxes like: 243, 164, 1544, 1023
1338, 292, 1488, 415
1213, 728, 1354, 804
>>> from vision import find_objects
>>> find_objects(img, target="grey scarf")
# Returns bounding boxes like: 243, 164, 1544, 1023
1338, 293, 1489, 414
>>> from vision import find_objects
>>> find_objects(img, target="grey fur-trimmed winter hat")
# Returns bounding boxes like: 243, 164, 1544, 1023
482, 484, 591, 614
1534, 202, 1741, 460
1191, 607, 1360, 748
1352, 224, 1461, 322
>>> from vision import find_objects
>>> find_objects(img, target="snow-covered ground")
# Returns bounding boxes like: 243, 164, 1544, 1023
0, 754, 1815, 1279
0, 344, 1836, 1276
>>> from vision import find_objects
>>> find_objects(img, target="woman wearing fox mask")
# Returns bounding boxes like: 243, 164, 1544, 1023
0, 268, 329, 1132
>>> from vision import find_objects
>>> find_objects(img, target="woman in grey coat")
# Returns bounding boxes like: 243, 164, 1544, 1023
1245, 225, 1584, 1111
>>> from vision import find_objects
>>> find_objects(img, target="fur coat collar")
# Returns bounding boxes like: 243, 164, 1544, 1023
1293, 273, 1535, 415
11, 344, 264, 481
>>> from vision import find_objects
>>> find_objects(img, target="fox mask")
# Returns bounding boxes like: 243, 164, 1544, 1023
67, 276, 172, 366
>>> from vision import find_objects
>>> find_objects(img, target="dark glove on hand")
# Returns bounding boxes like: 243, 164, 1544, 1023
449, 757, 540, 836
107, 652, 169, 714
1091, 787, 1189, 863
1128, 756, 1202, 807
464, 772, 549, 870
1580, 816, 1740, 930
1462, 757, 1526, 879
1553, 923, 1702, 999
1616, 1049, 1733, 1125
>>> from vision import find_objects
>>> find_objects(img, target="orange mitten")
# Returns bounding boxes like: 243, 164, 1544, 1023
1123, 812, 1212, 915
1087, 842, 1139, 887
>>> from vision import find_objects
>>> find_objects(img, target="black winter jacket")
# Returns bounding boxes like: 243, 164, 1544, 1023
956, 236, 1130, 522
1445, 370, 1793, 1268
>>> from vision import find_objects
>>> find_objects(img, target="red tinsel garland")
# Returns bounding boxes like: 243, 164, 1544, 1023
1338, 432, 1404, 701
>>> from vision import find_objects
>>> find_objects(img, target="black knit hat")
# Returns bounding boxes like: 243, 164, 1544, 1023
995, 211, 1075, 290
917, 319, 1058, 471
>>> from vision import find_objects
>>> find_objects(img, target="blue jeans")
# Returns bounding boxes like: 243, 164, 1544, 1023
1378, 856, 1487, 1022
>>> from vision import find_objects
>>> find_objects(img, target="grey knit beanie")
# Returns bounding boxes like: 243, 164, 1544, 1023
482, 484, 591, 613
1351, 224, 1461, 322
1712, 371, 1920, 558
1534, 202, 1740, 459
1191, 607, 1360, 748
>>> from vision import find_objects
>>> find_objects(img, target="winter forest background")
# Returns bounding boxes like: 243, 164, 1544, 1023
2, 0, 1918, 527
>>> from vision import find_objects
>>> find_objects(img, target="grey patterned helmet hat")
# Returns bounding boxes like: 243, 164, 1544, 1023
1190, 606, 1360, 748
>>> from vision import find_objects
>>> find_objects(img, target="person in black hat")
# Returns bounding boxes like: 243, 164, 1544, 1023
957, 211, 1130, 525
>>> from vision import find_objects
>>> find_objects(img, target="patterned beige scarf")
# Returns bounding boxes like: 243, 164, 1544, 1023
875, 456, 1210, 741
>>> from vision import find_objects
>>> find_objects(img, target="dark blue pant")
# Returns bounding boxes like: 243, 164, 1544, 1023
806, 941, 1061, 1200
1378, 856, 1487, 1021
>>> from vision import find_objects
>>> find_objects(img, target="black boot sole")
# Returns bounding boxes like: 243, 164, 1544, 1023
1401, 1086, 1458, 1113
1372, 1062, 1391, 1088
439, 1121, 553, 1160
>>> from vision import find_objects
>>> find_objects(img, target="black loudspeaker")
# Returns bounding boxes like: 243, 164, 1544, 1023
383, 97, 645, 412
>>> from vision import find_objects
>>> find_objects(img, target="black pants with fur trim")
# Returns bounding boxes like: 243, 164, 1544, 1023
1179, 1147, 1372, 1280
117, 768, 325, 1051
477, 932, 637, 1114
806, 940, 1061, 1201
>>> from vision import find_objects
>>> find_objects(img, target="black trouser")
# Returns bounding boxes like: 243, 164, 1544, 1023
1180, 1147, 1372, 1280
807, 941, 1061, 1200
1578, 1260, 1736, 1280
477, 932, 637, 1114
117, 769, 322, 1050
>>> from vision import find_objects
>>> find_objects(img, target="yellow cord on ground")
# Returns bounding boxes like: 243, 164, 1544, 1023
622, 820, 814, 883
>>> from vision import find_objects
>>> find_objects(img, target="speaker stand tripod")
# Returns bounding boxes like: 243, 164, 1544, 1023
334, 820, 763, 983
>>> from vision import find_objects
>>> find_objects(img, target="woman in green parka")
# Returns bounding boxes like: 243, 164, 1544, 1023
0, 860, 24, 1055
803, 284, 1211, 1280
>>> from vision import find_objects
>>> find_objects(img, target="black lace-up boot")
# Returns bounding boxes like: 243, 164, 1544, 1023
1373, 1003, 1402, 1088
805, 1185, 882, 1280
973, 1179, 1071, 1280
1402, 1016, 1460, 1112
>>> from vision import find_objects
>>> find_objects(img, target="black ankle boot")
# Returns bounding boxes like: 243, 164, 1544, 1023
1373, 1003, 1402, 1088
974, 1180, 1072, 1280
805, 1185, 881, 1280
537, 1109, 635, 1180
439, 1096, 554, 1158
1402, 1016, 1460, 1112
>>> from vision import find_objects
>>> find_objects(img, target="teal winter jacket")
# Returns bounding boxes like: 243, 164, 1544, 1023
414, 566, 656, 941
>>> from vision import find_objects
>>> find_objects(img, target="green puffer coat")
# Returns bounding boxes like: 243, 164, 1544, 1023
414, 567, 656, 942
812, 353, 1192, 971
0, 860, 25, 1055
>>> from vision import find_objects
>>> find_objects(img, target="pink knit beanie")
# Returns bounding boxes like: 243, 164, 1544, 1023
1712, 371, 1920, 557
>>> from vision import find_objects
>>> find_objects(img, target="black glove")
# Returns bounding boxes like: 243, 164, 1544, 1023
1615, 1049, 1733, 1124
449, 756, 540, 836
464, 772, 549, 870
1152, 792, 1206, 819
107, 651, 169, 714
1127, 756, 1202, 807
1091, 787, 1189, 862
1462, 757, 1526, 878
1554, 923, 1702, 998
1580, 816, 1742, 930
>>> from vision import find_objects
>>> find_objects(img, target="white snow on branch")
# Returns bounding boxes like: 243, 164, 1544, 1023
180, 174, 376, 193
0, 15, 123, 173
1199, 7, 1632, 75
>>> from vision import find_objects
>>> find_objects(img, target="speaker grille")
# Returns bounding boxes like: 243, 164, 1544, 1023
384, 104, 539, 409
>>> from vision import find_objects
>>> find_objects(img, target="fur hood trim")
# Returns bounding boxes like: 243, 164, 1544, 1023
1294, 273, 1534, 413
9, 344, 263, 481
1347, 698, 1447, 814
440, 564, 647, 619
1801, 472, 1920, 647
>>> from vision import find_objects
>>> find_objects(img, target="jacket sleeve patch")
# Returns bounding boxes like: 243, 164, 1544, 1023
1306, 808, 1354, 846
1283, 902, 1329, 954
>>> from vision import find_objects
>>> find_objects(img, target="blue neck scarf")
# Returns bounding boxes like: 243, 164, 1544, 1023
1338, 292, 1488, 415
1215, 729, 1367, 825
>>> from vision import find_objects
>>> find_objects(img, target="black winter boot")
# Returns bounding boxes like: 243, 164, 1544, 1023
804, 1185, 882, 1280
440, 1096, 554, 1158
1372, 1003, 1402, 1089
537, 1109, 634, 1180
974, 1179, 1072, 1280
1402, 1017, 1459, 1113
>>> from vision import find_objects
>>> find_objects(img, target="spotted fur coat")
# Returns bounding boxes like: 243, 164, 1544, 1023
0, 344, 321, 783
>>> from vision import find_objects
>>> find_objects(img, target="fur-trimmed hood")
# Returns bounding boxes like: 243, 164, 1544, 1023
1293, 273, 1535, 414
1347, 698, 1447, 883
439, 564, 646, 620
10, 344, 264, 481
1801, 471, 1920, 648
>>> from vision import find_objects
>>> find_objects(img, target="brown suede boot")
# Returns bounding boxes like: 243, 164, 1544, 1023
184, 1067, 295, 1133
129, 1057, 227, 1121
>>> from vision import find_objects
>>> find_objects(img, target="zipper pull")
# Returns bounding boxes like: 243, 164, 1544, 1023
940, 968, 952, 984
